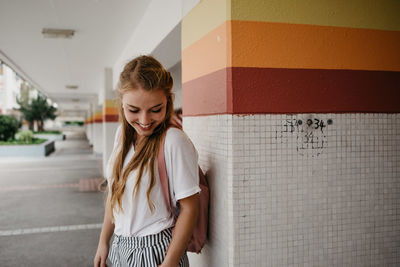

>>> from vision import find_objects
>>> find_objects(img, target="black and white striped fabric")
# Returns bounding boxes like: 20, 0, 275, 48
108, 228, 189, 267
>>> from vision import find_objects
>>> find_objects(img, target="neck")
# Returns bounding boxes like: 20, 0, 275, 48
135, 134, 144, 147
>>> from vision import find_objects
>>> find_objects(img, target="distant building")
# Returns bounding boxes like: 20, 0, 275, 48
0, 62, 38, 117
0, 62, 22, 115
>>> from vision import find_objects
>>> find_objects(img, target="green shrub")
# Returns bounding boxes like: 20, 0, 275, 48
18, 130, 34, 143
33, 130, 62, 135
0, 115, 19, 141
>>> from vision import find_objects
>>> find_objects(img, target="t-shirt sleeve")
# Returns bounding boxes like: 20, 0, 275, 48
164, 128, 201, 202
112, 124, 122, 150
106, 124, 122, 191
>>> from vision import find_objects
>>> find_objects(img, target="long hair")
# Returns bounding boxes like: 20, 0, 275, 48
110, 55, 174, 218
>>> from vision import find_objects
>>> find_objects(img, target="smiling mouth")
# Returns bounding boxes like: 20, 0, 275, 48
135, 122, 153, 130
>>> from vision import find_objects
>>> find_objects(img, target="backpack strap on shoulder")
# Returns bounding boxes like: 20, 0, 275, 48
158, 131, 172, 212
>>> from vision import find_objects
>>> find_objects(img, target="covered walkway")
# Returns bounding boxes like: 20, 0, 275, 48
0, 130, 106, 267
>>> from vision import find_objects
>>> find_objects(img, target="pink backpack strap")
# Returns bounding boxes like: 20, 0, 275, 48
158, 133, 172, 211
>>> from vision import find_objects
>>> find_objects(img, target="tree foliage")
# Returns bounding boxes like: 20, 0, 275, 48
0, 115, 19, 141
17, 95, 57, 132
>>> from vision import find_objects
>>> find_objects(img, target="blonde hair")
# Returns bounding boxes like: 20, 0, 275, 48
110, 55, 174, 218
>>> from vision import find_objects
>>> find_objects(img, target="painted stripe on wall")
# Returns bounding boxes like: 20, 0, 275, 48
231, 21, 400, 71
94, 111, 103, 123
104, 107, 118, 115
104, 99, 119, 108
182, 21, 400, 83
182, 0, 400, 50
182, 21, 231, 84
103, 99, 119, 122
104, 114, 119, 122
182, 0, 230, 50
231, 0, 400, 31
182, 68, 231, 116
182, 67, 400, 115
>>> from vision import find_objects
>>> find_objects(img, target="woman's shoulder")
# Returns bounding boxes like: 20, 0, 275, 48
164, 127, 197, 154
165, 127, 188, 145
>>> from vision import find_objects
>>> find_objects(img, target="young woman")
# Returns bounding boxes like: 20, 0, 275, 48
94, 55, 200, 267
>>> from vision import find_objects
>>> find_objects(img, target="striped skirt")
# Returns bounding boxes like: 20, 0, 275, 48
108, 228, 189, 267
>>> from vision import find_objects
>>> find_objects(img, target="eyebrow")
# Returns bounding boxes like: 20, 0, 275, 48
126, 103, 163, 109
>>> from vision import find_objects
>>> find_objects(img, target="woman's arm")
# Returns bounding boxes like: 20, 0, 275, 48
161, 193, 199, 267
94, 192, 115, 267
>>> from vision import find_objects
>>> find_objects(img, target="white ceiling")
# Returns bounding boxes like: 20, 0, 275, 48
0, 0, 150, 112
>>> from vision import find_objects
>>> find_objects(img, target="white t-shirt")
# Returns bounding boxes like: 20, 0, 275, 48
105, 126, 201, 237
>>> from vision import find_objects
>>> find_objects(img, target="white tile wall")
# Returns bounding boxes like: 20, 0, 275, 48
184, 113, 400, 267
185, 115, 233, 267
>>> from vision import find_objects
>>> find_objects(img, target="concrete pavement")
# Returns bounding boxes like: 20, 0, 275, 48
0, 130, 107, 267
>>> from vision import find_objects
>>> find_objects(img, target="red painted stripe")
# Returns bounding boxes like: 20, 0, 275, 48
103, 114, 119, 122
182, 68, 232, 115
182, 67, 400, 115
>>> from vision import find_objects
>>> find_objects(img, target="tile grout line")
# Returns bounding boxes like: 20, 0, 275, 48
0, 223, 103, 236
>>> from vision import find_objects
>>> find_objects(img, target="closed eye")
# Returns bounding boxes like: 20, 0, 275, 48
151, 108, 162, 113
128, 108, 161, 113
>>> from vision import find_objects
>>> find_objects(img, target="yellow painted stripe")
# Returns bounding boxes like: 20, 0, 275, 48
182, 0, 230, 50
182, 0, 400, 50
232, 0, 400, 31
182, 21, 400, 83
104, 99, 119, 108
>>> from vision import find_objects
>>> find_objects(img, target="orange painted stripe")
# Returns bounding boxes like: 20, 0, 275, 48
182, 21, 400, 83
182, 21, 231, 84
103, 107, 118, 115
93, 111, 103, 123
231, 21, 400, 70
182, 67, 400, 115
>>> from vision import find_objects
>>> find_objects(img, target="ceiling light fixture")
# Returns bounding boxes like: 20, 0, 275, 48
66, 85, 79, 90
42, 28, 75, 39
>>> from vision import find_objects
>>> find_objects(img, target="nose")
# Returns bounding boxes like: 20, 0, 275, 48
138, 112, 151, 125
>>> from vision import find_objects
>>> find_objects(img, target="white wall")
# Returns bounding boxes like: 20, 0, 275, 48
112, 0, 199, 87
0, 64, 21, 113
169, 62, 182, 109
93, 122, 103, 155
185, 113, 400, 266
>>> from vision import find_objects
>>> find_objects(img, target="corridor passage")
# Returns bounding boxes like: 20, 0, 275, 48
0, 130, 105, 267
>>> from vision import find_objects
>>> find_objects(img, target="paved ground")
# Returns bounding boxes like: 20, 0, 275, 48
0, 130, 108, 267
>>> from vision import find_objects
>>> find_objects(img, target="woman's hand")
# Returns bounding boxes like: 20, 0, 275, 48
161, 193, 199, 267
93, 242, 109, 267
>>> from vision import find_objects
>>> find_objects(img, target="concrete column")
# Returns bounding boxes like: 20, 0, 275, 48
182, 2, 233, 266
92, 104, 103, 156
85, 103, 94, 145
102, 68, 119, 176
182, 0, 400, 266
